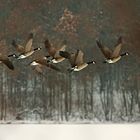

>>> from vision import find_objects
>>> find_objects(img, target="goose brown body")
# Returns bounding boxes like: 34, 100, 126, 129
10, 33, 41, 59
44, 39, 66, 63
59, 49, 95, 72
96, 37, 129, 63
29, 57, 61, 73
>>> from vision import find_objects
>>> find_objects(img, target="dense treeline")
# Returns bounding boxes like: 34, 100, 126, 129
0, 59, 139, 122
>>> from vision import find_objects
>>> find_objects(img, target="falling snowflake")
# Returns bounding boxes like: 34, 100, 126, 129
54, 9, 79, 36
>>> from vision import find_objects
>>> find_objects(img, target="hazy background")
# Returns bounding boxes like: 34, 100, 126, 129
0, 0, 140, 123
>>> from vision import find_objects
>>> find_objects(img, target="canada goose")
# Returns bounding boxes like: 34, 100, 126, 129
29, 57, 61, 73
96, 37, 129, 64
9, 33, 41, 59
44, 39, 67, 63
0, 55, 14, 70
59, 49, 96, 72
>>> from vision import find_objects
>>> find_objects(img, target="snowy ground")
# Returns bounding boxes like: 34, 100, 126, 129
0, 119, 140, 124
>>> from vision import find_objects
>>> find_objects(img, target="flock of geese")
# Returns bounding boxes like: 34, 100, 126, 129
0, 33, 129, 74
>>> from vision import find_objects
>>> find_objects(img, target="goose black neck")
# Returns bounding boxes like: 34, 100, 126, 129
34, 48, 39, 51
8, 54, 14, 57
8, 54, 18, 58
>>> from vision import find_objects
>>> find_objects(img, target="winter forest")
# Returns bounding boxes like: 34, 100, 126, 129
0, 0, 140, 123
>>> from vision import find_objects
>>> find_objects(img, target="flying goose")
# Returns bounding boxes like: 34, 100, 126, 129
96, 37, 129, 64
29, 57, 61, 73
9, 33, 41, 59
44, 39, 67, 63
0, 54, 14, 70
59, 49, 96, 72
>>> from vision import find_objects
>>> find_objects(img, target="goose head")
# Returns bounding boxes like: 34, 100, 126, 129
125, 52, 129, 56
38, 47, 42, 50
8, 53, 18, 58
34, 47, 42, 51
87, 60, 96, 64
121, 52, 129, 57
